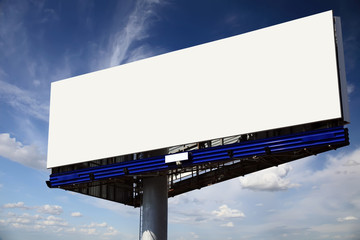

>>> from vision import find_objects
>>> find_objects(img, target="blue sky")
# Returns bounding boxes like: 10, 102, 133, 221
0, 0, 360, 239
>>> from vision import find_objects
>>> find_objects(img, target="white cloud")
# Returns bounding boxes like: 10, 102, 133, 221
78, 221, 121, 237
80, 228, 97, 235
86, 198, 137, 216
347, 83, 355, 95
104, 226, 119, 236
3, 202, 30, 209
253, 148, 360, 237
36, 204, 63, 215
41, 215, 68, 227
168, 193, 202, 206
295, 148, 360, 190
337, 216, 358, 222
168, 148, 360, 239
0, 212, 44, 230
66, 227, 76, 233
2, 202, 63, 216
170, 148, 360, 238
212, 205, 245, 219
221, 221, 234, 227
169, 215, 192, 224
190, 232, 199, 239
343, 158, 360, 166
0, 133, 46, 170
169, 206, 212, 224
0, 80, 49, 122
71, 212, 82, 217
0, 205, 122, 238
239, 164, 300, 191
85, 222, 108, 228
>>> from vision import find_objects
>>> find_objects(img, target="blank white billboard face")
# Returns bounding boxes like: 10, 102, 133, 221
47, 10, 347, 168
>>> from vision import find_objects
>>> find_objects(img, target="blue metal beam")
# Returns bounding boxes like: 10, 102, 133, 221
48, 127, 348, 188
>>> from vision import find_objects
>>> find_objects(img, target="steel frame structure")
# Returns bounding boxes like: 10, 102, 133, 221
47, 126, 349, 207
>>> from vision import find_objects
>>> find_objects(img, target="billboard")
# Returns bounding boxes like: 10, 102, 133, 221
47, 10, 348, 168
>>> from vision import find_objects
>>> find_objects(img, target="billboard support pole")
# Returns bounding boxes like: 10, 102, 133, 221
140, 148, 168, 240
141, 174, 168, 240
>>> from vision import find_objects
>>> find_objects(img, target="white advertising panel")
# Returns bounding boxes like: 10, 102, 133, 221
47, 11, 347, 168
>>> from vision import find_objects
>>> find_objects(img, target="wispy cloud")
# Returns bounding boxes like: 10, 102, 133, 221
79, 227, 97, 235
85, 198, 137, 216
337, 216, 358, 222
259, 148, 360, 237
190, 232, 200, 239
83, 222, 108, 228
97, 0, 164, 69
0, 80, 49, 122
104, 226, 119, 236
347, 83, 355, 95
79, 221, 119, 236
0, 1, 29, 58
2, 202, 62, 215
169, 207, 211, 224
169, 201, 245, 226
36, 204, 63, 215
3, 202, 30, 210
71, 212, 82, 217
220, 221, 234, 227
0, 133, 46, 170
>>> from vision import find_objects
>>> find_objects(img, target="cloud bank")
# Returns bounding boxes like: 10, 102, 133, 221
0, 202, 122, 239
0, 133, 46, 170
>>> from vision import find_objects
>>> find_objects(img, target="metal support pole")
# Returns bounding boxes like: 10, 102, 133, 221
141, 175, 168, 240
139, 148, 168, 240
